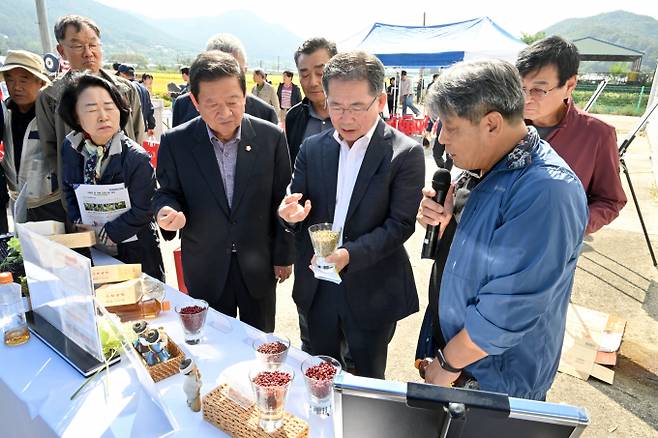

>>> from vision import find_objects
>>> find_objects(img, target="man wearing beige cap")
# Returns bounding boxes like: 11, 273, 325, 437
0, 50, 66, 224
36, 15, 144, 205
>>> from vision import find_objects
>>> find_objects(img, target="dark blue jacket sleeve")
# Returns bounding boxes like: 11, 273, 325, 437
103, 149, 156, 243
342, 145, 425, 272
152, 132, 184, 241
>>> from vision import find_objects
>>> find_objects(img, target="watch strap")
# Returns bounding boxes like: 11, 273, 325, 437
436, 348, 462, 373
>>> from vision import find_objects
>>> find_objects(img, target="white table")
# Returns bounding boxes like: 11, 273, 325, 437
0, 250, 335, 437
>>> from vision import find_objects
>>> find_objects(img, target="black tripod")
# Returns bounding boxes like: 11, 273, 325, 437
618, 101, 658, 267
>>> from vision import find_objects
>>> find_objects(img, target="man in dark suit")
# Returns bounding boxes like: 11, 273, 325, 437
154, 51, 294, 332
285, 37, 337, 164
279, 51, 424, 378
171, 33, 278, 128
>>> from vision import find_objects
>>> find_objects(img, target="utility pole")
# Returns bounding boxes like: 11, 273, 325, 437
35, 0, 53, 54
419, 12, 426, 104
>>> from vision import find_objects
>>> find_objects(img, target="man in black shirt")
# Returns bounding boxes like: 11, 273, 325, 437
285, 37, 337, 163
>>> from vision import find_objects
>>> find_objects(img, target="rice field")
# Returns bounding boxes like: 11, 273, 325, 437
142, 71, 295, 106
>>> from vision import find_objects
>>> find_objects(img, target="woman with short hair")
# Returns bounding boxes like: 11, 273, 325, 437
58, 73, 164, 280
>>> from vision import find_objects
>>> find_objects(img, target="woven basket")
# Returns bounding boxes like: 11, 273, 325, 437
203, 384, 309, 438
135, 332, 185, 383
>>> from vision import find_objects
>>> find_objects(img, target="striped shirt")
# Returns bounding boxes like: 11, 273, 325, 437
281, 84, 293, 109
207, 124, 241, 208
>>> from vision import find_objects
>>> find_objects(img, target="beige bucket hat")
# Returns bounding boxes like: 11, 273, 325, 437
0, 50, 51, 84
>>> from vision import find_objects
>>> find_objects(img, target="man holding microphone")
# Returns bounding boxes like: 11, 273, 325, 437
416, 59, 587, 400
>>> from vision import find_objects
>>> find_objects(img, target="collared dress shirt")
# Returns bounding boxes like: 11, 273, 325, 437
331, 119, 379, 245
207, 124, 241, 208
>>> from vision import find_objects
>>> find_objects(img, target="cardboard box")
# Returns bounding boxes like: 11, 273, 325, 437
95, 278, 142, 307
558, 303, 627, 384
47, 231, 96, 248
91, 264, 142, 284
20, 220, 66, 236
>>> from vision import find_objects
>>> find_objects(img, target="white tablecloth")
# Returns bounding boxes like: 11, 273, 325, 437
0, 250, 335, 437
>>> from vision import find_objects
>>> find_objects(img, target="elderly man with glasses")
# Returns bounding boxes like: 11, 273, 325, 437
517, 36, 626, 235
36, 14, 145, 209
279, 51, 424, 379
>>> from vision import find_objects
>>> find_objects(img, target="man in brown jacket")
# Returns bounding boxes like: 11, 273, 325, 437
36, 15, 144, 205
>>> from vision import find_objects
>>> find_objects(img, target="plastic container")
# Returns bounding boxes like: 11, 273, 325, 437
0, 272, 30, 346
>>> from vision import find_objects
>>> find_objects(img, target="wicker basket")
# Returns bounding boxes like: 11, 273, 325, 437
203, 384, 309, 438
135, 331, 185, 383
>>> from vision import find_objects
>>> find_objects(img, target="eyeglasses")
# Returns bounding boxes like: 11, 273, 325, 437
327, 96, 378, 116
63, 42, 102, 53
522, 85, 561, 99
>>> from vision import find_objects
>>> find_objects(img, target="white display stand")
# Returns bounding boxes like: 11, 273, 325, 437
17, 224, 103, 362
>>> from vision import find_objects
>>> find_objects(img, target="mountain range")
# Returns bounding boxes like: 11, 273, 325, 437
0, 2, 656, 73
0, 0, 304, 68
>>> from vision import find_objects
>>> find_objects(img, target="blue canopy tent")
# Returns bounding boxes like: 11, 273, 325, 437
353, 17, 526, 68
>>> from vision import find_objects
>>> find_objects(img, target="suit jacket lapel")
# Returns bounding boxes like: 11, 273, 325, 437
231, 116, 257, 216
345, 120, 388, 223
191, 118, 230, 217
322, 133, 340, 221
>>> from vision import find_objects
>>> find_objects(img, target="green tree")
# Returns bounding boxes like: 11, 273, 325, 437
608, 63, 629, 75
520, 31, 546, 45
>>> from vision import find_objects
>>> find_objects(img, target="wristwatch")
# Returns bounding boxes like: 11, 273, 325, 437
436, 348, 462, 373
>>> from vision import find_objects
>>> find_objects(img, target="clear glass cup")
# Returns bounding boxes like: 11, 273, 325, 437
249, 365, 294, 433
301, 355, 341, 416
308, 223, 341, 271
175, 299, 208, 344
252, 333, 290, 370
0, 279, 30, 346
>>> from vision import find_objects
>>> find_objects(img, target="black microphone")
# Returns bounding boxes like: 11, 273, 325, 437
421, 168, 452, 260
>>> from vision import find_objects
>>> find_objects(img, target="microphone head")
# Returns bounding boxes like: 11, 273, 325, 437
431, 168, 451, 192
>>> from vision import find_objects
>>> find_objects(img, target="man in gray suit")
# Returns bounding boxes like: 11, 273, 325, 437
154, 51, 294, 332
279, 51, 424, 378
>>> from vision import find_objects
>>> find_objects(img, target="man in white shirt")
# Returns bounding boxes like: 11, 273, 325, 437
279, 51, 425, 378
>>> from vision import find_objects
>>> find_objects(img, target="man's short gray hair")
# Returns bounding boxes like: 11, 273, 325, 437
322, 51, 384, 98
426, 59, 525, 124
54, 15, 100, 43
205, 33, 247, 64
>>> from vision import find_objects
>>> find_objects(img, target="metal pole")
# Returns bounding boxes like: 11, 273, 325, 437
636, 86, 645, 113
419, 12, 426, 109
620, 158, 657, 267
35, 0, 53, 54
